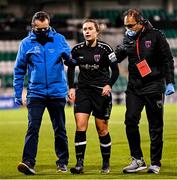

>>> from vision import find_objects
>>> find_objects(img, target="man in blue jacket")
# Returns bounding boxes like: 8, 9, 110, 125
13, 11, 71, 175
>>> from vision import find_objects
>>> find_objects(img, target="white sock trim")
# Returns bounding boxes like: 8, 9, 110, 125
100, 142, 112, 147
75, 141, 87, 146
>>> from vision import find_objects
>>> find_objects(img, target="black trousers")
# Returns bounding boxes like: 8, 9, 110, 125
22, 97, 69, 166
125, 91, 164, 166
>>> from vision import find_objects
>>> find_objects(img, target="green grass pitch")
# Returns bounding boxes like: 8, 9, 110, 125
0, 104, 177, 179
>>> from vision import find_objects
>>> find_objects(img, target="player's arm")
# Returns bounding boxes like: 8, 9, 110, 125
109, 62, 119, 87
102, 50, 119, 96
107, 50, 119, 87
67, 63, 76, 102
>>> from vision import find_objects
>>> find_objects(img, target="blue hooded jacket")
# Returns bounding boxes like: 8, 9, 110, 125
13, 28, 71, 99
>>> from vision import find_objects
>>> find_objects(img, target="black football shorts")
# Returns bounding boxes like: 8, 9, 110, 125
74, 88, 112, 120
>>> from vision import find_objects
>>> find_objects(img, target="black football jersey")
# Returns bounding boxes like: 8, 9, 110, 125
71, 40, 117, 88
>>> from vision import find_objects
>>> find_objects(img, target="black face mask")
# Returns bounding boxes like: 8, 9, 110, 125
33, 27, 50, 39
33, 27, 51, 45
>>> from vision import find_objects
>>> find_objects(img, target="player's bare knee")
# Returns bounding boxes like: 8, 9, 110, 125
97, 129, 108, 136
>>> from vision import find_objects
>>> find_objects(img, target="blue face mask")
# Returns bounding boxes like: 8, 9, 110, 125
126, 29, 137, 37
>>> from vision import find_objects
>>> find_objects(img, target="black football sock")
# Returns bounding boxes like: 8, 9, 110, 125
99, 133, 111, 163
75, 131, 86, 164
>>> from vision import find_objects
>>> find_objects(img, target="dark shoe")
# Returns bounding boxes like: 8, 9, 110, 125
57, 164, 67, 173
17, 162, 35, 175
123, 157, 147, 173
147, 165, 160, 174
70, 159, 84, 174
100, 160, 110, 174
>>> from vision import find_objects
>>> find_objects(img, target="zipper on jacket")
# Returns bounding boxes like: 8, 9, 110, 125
44, 45, 48, 93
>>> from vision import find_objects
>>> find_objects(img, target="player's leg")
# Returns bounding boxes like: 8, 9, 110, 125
70, 89, 92, 174
93, 93, 112, 173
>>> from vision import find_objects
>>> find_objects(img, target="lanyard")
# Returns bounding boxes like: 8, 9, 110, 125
136, 38, 141, 61
135, 27, 145, 61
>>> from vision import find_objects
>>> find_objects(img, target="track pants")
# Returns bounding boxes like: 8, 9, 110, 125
125, 92, 164, 166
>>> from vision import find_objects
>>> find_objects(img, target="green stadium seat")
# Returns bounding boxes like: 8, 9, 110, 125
91, 9, 123, 27
175, 75, 177, 90
163, 29, 177, 38
2, 74, 13, 88
91, 8, 177, 27
171, 49, 177, 57
0, 52, 17, 61
0, 52, 5, 61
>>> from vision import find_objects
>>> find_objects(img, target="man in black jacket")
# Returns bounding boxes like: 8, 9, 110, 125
115, 9, 175, 174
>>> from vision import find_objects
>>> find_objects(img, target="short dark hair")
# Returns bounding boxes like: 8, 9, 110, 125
82, 19, 100, 32
123, 8, 144, 23
31, 11, 50, 26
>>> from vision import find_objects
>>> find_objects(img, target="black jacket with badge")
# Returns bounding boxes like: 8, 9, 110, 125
115, 21, 175, 95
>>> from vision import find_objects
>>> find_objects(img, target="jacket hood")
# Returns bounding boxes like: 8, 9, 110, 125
142, 20, 153, 32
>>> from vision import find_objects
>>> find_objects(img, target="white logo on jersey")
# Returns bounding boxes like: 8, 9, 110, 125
108, 52, 117, 62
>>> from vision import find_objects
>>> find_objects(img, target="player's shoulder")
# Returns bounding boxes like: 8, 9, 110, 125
97, 40, 113, 51
72, 41, 85, 51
